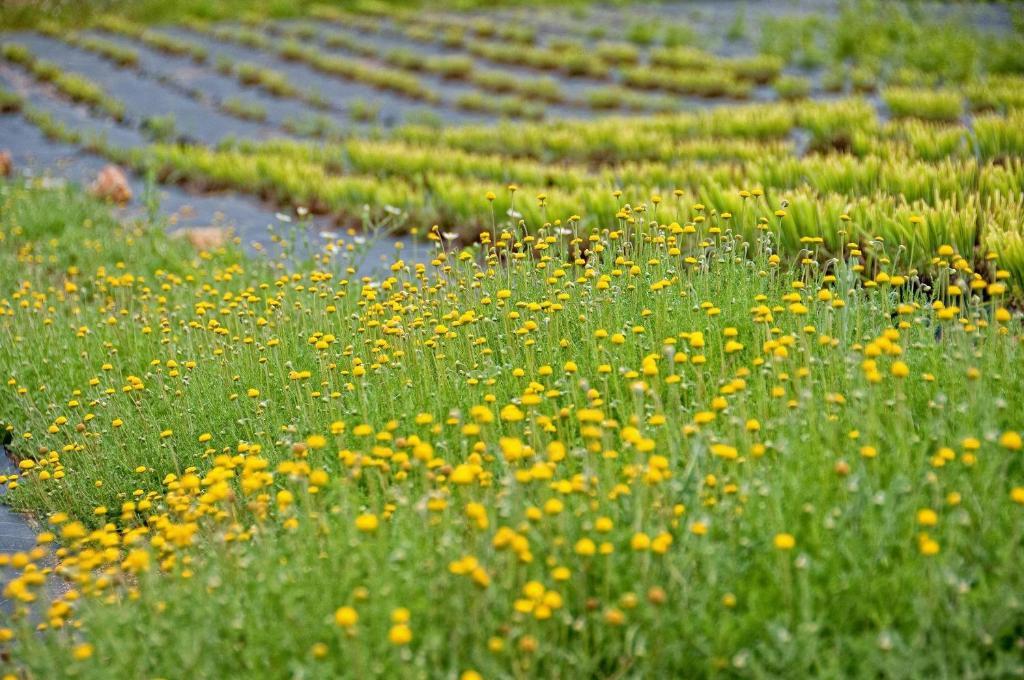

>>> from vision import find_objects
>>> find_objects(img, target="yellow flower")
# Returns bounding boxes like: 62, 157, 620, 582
916, 509, 938, 526
334, 606, 358, 628
121, 548, 150, 573
388, 624, 412, 646
710, 443, 738, 460
72, 643, 94, 661
999, 431, 1022, 451
574, 538, 596, 556
918, 535, 940, 556
604, 608, 625, 625
630, 532, 651, 551
500, 404, 525, 421
773, 533, 796, 550
354, 513, 379, 532
450, 464, 477, 485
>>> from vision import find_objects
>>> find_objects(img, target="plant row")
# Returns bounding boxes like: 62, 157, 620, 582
1, 41, 126, 121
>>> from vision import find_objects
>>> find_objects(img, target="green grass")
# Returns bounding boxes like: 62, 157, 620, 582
774, 74, 812, 101
2, 42, 127, 121
0, 87, 23, 113
883, 87, 965, 122
1, 2, 1024, 674
1, 179, 1023, 677
220, 96, 268, 122
0, 0, 592, 30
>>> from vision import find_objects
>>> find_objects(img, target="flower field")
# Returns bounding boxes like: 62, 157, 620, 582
1, 1, 1024, 678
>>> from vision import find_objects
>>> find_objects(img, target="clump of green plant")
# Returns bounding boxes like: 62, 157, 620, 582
623, 66, 751, 99
595, 41, 640, 66
469, 16, 496, 38
562, 48, 610, 79
663, 24, 697, 47
985, 36, 1024, 76
726, 7, 747, 42
1, 42, 32, 65
22, 105, 82, 144
349, 98, 379, 123
966, 75, 1024, 113
585, 86, 675, 112
519, 76, 562, 104
775, 75, 811, 101
650, 46, 716, 70
625, 21, 658, 46
822, 64, 846, 93
384, 48, 422, 71
759, 15, 825, 67
27, 57, 61, 82
887, 67, 937, 88
142, 113, 177, 142
883, 87, 964, 122
455, 91, 544, 120
309, 4, 381, 33
425, 55, 474, 80
215, 55, 235, 75
403, 108, 442, 128
440, 26, 465, 49
466, 39, 558, 71
322, 29, 376, 57
850, 65, 877, 93
727, 55, 783, 84
500, 24, 535, 44
283, 113, 343, 138
973, 109, 1024, 161
235, 62, 298, 98
220, 96, 267, 122
463, 69, 563, 104
454, 90, 493, 113
70, 34, 140, 68
798, 97, 879, 152
0, 87, 23, 113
